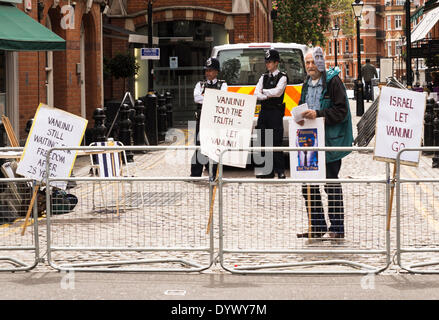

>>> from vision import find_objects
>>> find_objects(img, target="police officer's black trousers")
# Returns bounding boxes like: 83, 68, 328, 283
255, 107, 285, 175
301, 159, 344, 235
190, 118, 218, 178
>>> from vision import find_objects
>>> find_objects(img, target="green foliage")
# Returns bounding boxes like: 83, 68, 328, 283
107, 53, 140, 80
330, 0, 355, 37
273, 0, 333, 45
272, 0, 354, 45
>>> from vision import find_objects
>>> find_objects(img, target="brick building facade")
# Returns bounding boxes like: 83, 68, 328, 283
324, 0, 427, 89
1, 0, 104, 142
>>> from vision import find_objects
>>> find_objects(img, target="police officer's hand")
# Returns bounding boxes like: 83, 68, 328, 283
302, 110, 317, 120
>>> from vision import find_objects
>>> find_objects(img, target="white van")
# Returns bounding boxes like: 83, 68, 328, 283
211, 42, 309, 144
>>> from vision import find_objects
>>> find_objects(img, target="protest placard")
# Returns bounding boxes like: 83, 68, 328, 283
199, 88, 256, 168
373, 86, 426, 166
289, 118, 326, 179
17, 103, 88, 188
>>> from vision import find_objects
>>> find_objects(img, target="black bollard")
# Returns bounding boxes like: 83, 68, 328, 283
157, 91, 167, 142
133, 99, 146, 148
433, 101, 439, 168
118, 103, 134, 162
90, 108, 107, 174
165, 90, 173, 129
0, 119, 5, 147
93, 108, 107, 143
143, 91, 158, 145
424, 98, 435, 155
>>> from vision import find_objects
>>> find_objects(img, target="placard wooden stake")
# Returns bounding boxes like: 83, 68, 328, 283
386, 163, 397, 232
21, 185, 39, 236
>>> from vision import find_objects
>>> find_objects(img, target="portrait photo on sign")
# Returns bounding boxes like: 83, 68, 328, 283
296, 129, 318, 171
289, 118, 325, 179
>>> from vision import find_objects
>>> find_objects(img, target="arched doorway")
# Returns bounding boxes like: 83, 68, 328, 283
137, 20, 228, 123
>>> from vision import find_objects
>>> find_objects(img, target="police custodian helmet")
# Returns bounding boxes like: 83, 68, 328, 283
204, 57, 220, 71
265, 49, 280, 62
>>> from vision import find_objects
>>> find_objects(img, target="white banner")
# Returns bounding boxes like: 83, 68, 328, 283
199, 88, 256, 168
374, 86, 426, 165
289, 118, 326, 179
17, 104, 88, 188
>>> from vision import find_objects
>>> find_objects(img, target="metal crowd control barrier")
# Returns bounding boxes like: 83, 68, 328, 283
396, 147, 439, 273
0, 147, 40, 271
218, 146, 391, 274
45, 146, 214, 272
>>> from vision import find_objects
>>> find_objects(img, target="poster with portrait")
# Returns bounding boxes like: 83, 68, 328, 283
289, 118, 325, 179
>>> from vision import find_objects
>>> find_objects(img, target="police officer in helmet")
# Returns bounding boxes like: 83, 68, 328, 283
254, 49, 288, 179
191, 57, 228, 179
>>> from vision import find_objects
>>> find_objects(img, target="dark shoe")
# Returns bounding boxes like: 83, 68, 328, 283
256, 173, 275, 179
297, 231, 326, 239
328, 232, 344, 239
277, 172, 286, 179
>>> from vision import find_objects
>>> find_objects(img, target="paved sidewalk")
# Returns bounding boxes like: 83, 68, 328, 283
2, 272, 439, 300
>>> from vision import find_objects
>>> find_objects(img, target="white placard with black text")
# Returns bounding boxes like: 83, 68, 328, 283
374, 86, 426, 165
199, 88, 256, 168
17, 103, 88, 188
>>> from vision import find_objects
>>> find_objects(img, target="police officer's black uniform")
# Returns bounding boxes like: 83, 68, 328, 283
191, 58, 227, 178
255, 49, 288, 179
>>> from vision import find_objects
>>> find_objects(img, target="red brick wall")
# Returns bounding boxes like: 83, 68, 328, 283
16, 0, 102, 139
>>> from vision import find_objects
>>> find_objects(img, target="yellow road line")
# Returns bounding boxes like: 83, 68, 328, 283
403, 166, 439, 232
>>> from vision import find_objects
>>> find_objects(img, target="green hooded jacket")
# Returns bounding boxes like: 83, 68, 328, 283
299, 67, 354, 163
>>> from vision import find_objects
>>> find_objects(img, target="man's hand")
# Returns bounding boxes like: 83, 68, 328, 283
296, 120, 305, 126
301, 110, 317, 120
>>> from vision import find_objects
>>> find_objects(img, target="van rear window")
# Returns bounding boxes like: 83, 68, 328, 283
217, 48, 306, 86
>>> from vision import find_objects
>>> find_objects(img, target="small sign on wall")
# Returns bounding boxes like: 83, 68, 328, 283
170, 56, 178, 69
141, 48, 160, 60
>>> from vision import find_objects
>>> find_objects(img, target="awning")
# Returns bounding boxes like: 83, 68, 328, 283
411, 6, 439, 43
0, 3, 65, 51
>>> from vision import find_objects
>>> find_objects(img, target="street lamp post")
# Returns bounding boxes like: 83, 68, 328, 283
405, 0, 412, 88
352, 0, 364, 116
148, 0, 153, 92
332, 24, 340, 67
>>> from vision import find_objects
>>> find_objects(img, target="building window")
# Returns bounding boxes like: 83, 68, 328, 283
328, 41, 332, 55
360, 39, 364, 53
388, 42, 392, 57
337, 40, 341, 54
345, 63, 350, 77
345, 39, 349, 52
396, 0, 405, 5
395, 15, 402, 29
387, 16, 392, 30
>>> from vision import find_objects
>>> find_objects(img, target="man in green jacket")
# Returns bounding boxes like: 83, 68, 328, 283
296, 47, 353, 240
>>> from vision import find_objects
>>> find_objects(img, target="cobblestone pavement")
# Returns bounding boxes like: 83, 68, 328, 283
1, 99, 439, 274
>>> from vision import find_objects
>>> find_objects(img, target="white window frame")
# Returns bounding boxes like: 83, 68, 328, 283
395, 15, 402, 29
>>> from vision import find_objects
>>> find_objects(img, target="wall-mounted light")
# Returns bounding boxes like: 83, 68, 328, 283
38, 1, 44, 21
